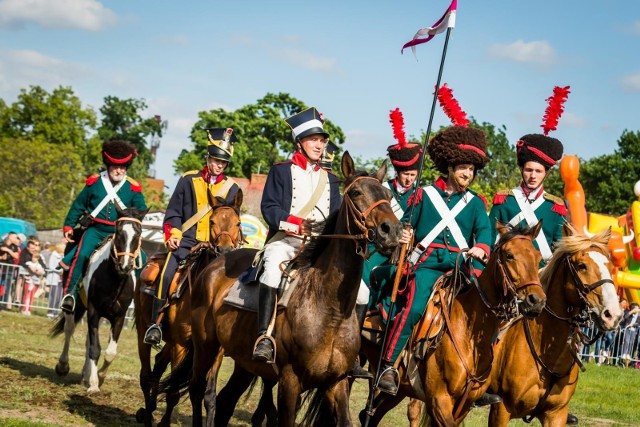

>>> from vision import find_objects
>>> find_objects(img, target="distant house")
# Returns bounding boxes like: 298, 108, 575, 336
233, 173, 267, 218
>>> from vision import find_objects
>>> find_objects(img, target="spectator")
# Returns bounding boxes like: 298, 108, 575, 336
0, 232, 20, 264
18, 238, 46, 315
620, 302, 640, 368
46, 243, 65, 318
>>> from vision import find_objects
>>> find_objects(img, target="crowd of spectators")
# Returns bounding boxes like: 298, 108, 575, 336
581, 298, 640, 369
0, 232, 64, 316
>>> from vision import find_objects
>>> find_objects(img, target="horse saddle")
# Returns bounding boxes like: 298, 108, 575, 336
223, 265, 300, 312
361, 271, 457, 359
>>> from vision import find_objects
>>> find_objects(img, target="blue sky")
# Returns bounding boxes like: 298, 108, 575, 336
1, 0, 639, 192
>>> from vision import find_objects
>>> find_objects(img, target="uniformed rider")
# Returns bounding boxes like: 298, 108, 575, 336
252, 107, 341, 363
372, 125, 492, 395
60, 140, 147, 313
144, 128, 241, 346
489, 134, 566, 266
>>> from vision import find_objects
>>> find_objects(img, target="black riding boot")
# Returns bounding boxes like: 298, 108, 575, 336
377, 362, 399, 395
143, 297, 166, 346
252, 283, 277, 362
350, 304, 374, 379
60, 270, 75, 313
473, 392, 502, 407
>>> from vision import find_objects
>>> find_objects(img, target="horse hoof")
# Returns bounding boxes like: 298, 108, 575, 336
135, 408, 145, 423
55, 363, 69, 377
86, 386, 100, 394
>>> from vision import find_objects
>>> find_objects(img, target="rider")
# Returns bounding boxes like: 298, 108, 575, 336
144, 128, 241, 346
489, 88, 568, 266
252, 107, 341, 363
372, 124, 492, 395
59, 140, 147, 313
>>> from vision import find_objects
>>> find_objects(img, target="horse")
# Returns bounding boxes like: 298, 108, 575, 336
485, 224, 623, 426
50, 205, 148, 393
361, 221, 547, 427
159, 151, 402, 427
134, 192, 244, 427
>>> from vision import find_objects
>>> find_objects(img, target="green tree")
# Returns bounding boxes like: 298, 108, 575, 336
0, 138, 84, 229
175, 93, 346, 178
0, 86, 97, 173
97, 96, 165, 177
578, 130, 640, 215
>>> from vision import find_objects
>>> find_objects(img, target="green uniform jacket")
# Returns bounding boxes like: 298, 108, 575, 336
488, 185, 566, 263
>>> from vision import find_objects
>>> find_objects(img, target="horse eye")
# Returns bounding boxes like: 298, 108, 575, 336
350, 190, 362, 197
577, 262, 587, 271
505, 252, 515, 261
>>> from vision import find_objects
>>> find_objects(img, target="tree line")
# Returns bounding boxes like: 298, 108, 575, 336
0, 85, 638, 230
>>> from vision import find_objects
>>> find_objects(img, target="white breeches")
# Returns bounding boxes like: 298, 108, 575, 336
357, 279, 370, 305
259, 236, 303, 288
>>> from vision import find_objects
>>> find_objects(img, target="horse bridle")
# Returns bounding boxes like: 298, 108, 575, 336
470, 235, 543, 321
319, 176, 391, 256
209, 206, 245, 250
111, 216, 143, 271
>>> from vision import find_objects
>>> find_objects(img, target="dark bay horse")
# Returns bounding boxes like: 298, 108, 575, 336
487, 224, 623, 426
161, 152, 402, 426
135, 192, 244, 427
51, 206, 148, 393
362, 222, 547, 427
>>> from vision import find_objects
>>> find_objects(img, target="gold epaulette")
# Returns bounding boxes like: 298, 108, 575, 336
543, 193, 564, 205
182, 169, 200, 178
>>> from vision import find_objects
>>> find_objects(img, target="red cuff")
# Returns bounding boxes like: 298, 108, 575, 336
163, 223, 173, 241
286, 215, 303, 234
476, 243, 490, 257
63, 226, 73, 234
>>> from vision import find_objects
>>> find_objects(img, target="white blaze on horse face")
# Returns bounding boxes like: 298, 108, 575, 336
587, 251, 623, 327
121, 222, 137, 268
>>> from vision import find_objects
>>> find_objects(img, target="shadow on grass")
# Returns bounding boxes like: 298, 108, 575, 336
0, 356, 83, 385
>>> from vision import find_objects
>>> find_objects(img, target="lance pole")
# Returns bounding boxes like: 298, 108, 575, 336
363, 26, 453, 427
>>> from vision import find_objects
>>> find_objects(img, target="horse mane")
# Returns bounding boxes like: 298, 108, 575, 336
540, 225, 610, 285
291, 170, 371, 271
495, 222, 537, 250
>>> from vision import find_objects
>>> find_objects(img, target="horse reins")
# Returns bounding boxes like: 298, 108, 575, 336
112, 216, 143, 270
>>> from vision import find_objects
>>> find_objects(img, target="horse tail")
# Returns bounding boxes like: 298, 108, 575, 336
300, 388, 333, 427
241, 376, 261, 404
158, 340, 193, 398
49, 304, 87, 337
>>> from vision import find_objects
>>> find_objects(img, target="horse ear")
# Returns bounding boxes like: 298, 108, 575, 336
341, 151, 355, 179
373, 159, 388, 183
562, 221, 574, 238
530, 219, 543, 240
496, 219, 509, 236
233, 189, 243, 211
115, 203, 125, 217
595, 226, 612, 245
138, 207, 150, 221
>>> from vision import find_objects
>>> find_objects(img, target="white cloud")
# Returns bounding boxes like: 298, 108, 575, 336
560, 112, 588, 129
0, 49, 91, 93
275, 48, 337, 73
488, 40, 557, 65
621, 72, 640, 91
0, 0, 116, 31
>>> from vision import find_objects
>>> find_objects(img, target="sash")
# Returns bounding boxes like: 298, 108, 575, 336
181, 177, 237, 233
278, 168, 328, 233
509, 187, 552, 261
383, 181, 405, 220
408, 186, 473, 264
89, 171, 127, 218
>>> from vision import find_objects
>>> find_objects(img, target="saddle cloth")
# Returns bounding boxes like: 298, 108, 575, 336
223, 266, 299, 312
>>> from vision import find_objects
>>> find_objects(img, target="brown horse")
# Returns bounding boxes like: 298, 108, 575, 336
361, 222, 547, 427
134, 192, 243, 427
486, 225, 623, 426
160, 152, 402, 426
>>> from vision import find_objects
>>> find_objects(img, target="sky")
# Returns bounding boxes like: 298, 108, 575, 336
1, 0, 639, 193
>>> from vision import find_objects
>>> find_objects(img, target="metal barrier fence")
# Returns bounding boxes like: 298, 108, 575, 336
579, 323, 640, 368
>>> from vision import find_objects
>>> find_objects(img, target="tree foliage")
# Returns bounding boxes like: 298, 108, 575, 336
0, 138, 84, 229
175, 93, 346, 178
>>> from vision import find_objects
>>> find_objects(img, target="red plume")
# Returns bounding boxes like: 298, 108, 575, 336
541, 85, 570, 135
389, 108, 407, 148
437, 83, 469, 128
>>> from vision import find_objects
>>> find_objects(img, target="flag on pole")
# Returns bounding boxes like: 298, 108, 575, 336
401, 0, 457, 56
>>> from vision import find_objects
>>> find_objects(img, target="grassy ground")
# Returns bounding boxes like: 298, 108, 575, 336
1, 309, 639, 426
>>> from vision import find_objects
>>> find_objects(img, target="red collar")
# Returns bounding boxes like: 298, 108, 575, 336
292, 151, 320, 171
201, 167, 225, 184
520, 182, 543, 200
435, 176, 448, 191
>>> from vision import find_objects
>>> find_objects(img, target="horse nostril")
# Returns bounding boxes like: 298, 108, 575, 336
379, 221, 391, 236
603, 309, 612, 320
527, 294, 539, 305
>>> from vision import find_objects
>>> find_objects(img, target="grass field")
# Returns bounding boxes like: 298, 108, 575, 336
1, 309, 639, 426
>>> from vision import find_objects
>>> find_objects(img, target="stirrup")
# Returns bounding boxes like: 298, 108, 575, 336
60, 294, 75, 313
252, 335, 276, 364
143, 324, 163, 346
375, 365, 399, 396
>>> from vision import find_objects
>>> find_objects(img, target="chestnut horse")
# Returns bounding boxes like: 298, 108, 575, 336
361, 222, 547, 427
486, 225, 623, 426
160, 152, 402, 426
51, 206, 148, 393
134, 192, 243, 427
